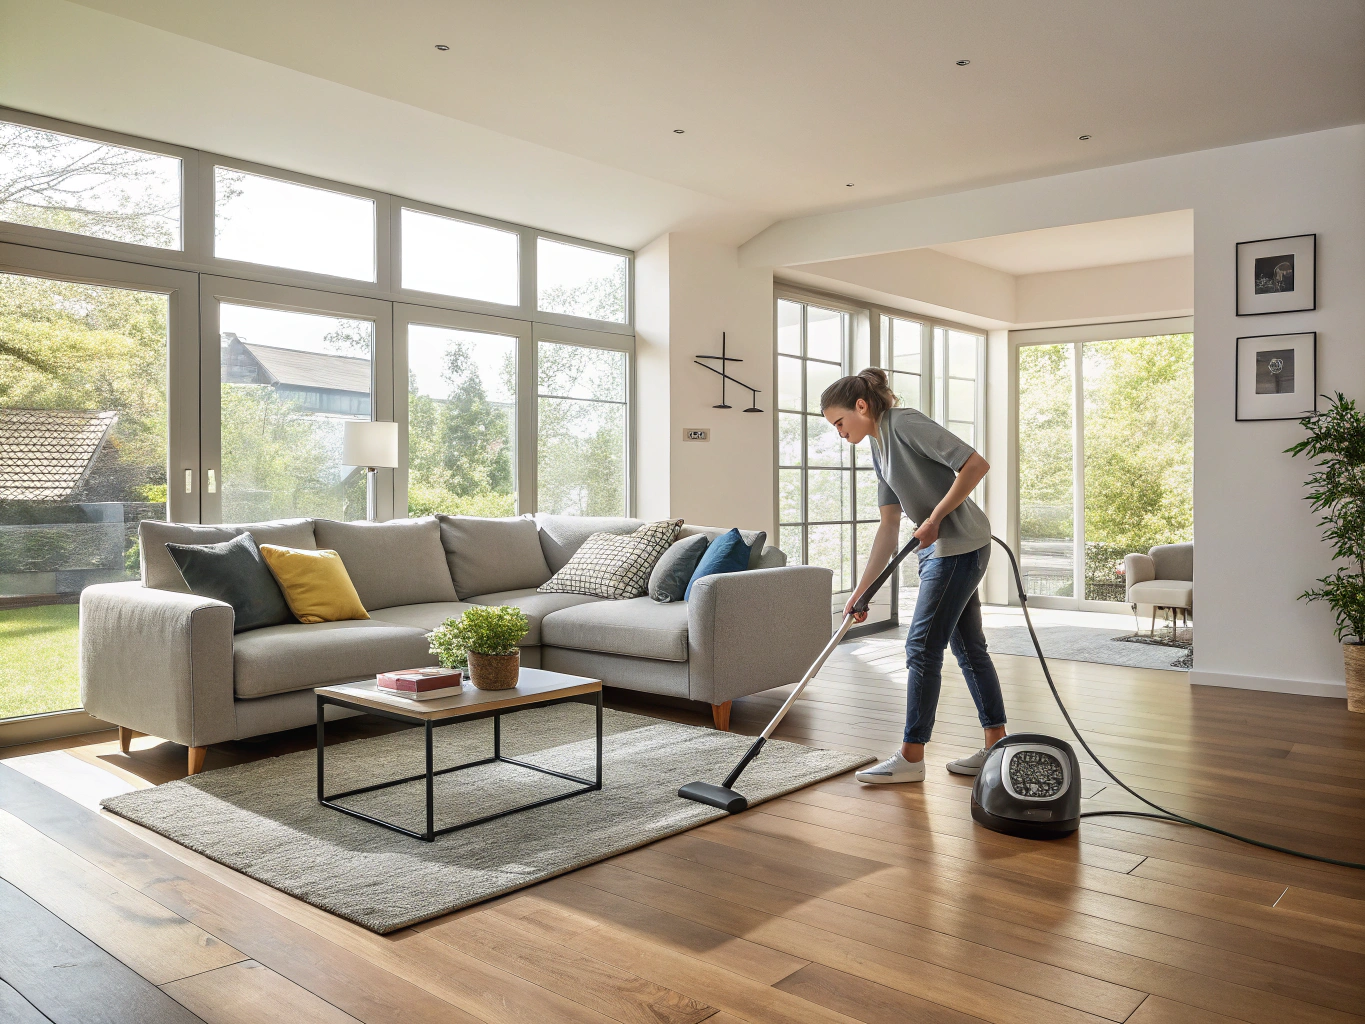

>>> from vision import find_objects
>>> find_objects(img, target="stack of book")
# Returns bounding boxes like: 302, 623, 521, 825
375, 667, 464, 700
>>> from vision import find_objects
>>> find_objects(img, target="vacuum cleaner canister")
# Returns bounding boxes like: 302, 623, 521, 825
971, 733, 1081, 839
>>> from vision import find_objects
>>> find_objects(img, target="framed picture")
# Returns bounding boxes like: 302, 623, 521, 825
1235, 332, 1316, 421
1236, 233, 1315, 315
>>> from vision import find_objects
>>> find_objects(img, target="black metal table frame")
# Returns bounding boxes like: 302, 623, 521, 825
316, 688, 603, 842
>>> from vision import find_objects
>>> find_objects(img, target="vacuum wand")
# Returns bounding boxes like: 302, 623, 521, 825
679, 535, 921, 812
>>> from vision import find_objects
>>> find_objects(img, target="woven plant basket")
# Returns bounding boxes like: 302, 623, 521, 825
1345, 642, 1364, 714
467, 650, 520, 690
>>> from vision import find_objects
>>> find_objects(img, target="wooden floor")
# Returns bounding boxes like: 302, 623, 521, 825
2, 636, 1364, 1024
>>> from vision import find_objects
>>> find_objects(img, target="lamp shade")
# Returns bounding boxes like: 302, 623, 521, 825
342, 420, 398, 468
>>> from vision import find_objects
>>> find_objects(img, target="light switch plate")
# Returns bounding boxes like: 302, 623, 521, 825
684, 428, 710, 442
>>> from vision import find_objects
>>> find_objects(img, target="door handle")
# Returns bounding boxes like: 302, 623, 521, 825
184, 469, 193, 494
206, 469, 217, 494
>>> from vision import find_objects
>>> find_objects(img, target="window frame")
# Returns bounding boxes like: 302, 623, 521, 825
0, 107, 200, 263
532, 229, 634, 335
393, 198, 526, 316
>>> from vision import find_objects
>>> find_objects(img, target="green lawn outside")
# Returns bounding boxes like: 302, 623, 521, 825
0, 604, 81, 719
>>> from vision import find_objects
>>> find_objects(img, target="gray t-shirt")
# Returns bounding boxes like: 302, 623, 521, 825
869, 407, 991, 558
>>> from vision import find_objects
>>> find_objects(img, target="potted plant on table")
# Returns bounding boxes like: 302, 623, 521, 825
429, 606, 529, 691
1288, 392, 1365, 712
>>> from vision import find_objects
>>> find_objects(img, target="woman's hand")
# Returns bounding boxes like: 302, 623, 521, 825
843, 591, 868, 623
914, 517, 940, 548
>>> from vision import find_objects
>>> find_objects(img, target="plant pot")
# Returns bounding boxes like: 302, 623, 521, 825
1345, 642, 1365, 714
467, 650, 520, 690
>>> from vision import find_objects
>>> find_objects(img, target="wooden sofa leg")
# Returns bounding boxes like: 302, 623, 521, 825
711, 701, 732, 732
187, 746, 207, 776
118, 726, 143, 753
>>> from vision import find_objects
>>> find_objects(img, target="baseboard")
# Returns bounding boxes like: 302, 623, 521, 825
0, 709, 112, 748
1188, 669, 1347, 700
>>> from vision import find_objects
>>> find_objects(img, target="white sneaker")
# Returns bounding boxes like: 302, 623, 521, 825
947, 747, 991, 776
855, 751, 926, 785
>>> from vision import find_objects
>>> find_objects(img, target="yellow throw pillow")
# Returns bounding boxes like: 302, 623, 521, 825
259, 545, 369, 624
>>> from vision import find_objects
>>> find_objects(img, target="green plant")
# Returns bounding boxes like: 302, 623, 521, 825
428, 605, 529, 667
1287, 392, 1365, 644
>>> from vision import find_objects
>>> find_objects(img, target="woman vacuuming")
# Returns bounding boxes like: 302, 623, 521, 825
822, 368, 1007, 784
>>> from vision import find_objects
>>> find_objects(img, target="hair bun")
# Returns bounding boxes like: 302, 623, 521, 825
859, 367, 890, 387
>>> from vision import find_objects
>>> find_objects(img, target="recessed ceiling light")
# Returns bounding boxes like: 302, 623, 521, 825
956, 59, 970, 66
846, 183, 855, 187
1078, 134, 1092, 140
673, 129, 685, 134
434, 44, 449, 51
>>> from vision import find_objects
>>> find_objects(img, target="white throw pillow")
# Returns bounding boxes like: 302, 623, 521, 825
538, 520, 681, 600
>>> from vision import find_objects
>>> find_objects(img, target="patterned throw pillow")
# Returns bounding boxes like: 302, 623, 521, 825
538, 520, 682, 599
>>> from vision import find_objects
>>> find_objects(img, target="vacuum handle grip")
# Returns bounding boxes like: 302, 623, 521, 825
851, 536, 920, 614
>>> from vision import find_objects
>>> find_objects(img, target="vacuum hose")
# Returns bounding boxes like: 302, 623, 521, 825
992, 535, 1365, 871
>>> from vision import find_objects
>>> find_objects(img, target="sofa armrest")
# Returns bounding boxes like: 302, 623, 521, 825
1123, 553, 1155, 603
687, 565, 833, 706
79, 581, 237, 748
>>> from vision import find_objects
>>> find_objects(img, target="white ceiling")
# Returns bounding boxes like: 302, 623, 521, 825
57, 0, 1365, 239
928, 211, 1193, 276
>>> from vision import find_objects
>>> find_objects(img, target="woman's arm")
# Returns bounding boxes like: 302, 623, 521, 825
843, 503, 904, 622
914, 452, 989, 548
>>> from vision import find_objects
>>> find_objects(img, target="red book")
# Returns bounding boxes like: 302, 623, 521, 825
377, 667, 463, 693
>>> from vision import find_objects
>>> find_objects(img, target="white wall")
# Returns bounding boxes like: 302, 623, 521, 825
635, 234, 776, 534
1014, 256, 1193, 327
741, 125, 1365, 698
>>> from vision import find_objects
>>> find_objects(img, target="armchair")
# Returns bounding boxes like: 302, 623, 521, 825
1123, 542, 1193, 635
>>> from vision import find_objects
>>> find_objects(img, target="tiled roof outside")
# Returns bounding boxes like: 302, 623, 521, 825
0, 408, 118, 500
241, 342, 371, 394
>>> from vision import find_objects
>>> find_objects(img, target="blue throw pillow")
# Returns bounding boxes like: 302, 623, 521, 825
683, 528, 752, 601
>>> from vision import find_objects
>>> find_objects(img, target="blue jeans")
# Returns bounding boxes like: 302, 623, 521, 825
902, 544, 1006, 744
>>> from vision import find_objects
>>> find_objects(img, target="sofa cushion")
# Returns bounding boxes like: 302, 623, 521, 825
541, 597, 690, 662
140, 518, 316, 592
533, 513, 644, 573
260, 544, 369, 623
1128, 580, 1193, 609
677, 525, 768, 570
367, 601, 479, 632
684, 528, 753, 600
164, 532, 293, 633
648, 533, 709, 603
437, 515, 551, 600
312, 518, 458, 610
539, 520, 680, 600
232, 620, 433, 699
466, 588, 602, 645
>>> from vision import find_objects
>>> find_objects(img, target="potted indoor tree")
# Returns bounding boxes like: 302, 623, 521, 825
1288, 392, 1365, 712
429, 606, 529, 690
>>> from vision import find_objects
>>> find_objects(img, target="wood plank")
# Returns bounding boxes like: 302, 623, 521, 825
0, 808, 245, 985
428, 909, 716, 1024
773, 962, 994, 1024
1274, 887, 1365, 928
161, 961, 363, 1024
0, 876, 204, 1024
0, 978, 51, 1024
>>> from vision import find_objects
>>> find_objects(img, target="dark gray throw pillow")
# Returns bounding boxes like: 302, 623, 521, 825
165, 533, 293, 633
648, 533, 710, 603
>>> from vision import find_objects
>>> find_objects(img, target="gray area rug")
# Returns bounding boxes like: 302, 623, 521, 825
102, 705, 870, 933
982, 624, 1191, 671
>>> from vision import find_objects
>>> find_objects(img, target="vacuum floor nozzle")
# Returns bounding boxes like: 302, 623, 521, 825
677, 781, 749, 813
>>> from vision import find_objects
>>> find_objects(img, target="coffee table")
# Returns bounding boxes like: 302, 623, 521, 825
315, 668, 602, 842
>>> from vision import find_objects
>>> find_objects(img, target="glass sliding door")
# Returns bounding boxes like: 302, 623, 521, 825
0, 249, 197, 720
201, 278, 392, 524
1015, 327, 1193, 607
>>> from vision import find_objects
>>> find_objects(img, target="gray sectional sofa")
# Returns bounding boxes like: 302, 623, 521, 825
79, 513, 833, 774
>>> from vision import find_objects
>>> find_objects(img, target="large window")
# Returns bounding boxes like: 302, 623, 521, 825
1017, 324, 1193, 605
0, 121, 181, 249
214, 167, 376, 282
0, 106, 634, 732
0, 271, 170, 718
536, 341, 628, 516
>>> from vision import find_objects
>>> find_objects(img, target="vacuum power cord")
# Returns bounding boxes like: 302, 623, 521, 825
992, 535, 1365, 871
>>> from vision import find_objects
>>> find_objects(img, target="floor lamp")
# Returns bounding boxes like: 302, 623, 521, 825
342, 420, 398, 521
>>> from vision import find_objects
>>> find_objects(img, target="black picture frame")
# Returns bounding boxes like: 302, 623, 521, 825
1236, 233, 1316, 316
1234, 332, 1317, 422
